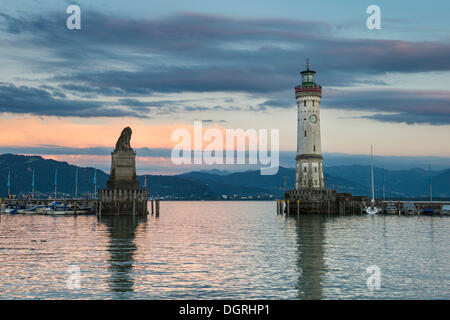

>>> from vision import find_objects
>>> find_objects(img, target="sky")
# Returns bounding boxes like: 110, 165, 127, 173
0, 0, 449, 174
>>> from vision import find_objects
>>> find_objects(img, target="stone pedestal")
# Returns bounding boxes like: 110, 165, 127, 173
106, 150, 139, 190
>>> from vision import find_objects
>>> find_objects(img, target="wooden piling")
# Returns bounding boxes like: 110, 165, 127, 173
287, 200, 290, 215
155, 200, 160, 217
297, 200, 300, 216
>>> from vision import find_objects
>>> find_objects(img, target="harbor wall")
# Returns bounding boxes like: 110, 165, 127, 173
97, 189, 148, 216
284, 189, 370, 214
283, 189, 450, 215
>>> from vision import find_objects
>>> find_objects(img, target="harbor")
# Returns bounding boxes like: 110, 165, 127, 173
0, 65, 448, 218
277, 198, 450, 216
1, 0, 450, 304
0, 198, 96, 215
0, 198, 162, 216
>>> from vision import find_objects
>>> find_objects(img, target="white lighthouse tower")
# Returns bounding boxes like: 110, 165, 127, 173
294, 59, 325, 190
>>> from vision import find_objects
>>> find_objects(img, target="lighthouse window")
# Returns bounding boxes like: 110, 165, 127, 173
304, 131, 307, 137
313, 145, 316, 151
313, 101, 315, 106
304, 101, 306, 107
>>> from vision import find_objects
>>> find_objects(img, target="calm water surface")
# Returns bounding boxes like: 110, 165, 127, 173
0, 201, 448, 299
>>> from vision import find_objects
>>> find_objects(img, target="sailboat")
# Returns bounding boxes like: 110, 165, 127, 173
365, 145, 381, 215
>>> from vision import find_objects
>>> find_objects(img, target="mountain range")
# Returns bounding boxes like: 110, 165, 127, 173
0, 154, 449, 200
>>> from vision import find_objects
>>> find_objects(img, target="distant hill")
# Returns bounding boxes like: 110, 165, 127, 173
326, 165, 450, 198
0, 154, 108, 198
0, 154, 449, 200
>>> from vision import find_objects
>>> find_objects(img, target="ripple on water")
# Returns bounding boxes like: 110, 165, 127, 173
0, 202, 448, 299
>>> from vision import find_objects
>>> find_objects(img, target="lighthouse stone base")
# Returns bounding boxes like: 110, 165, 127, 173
285, 189, 369, 215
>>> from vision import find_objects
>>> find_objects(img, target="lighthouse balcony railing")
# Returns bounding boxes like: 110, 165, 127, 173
295, 85, 322, 93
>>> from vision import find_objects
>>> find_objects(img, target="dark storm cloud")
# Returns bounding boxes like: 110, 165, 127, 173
362, 113, 450, 125
323, 88, 450, 125
59, 84, 126, 97
0, 84, 148, 117
1, 10, 450, 123
3, 11, 450, 88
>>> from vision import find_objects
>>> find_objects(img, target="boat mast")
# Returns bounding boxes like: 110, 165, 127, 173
93, 169, 97, 199
54, 168, 57, 199
429, 164, 432, 201
32, 170, 35, 198
371, 145, 375, 203
7, 170, 10, 196
75, 167, 78, 199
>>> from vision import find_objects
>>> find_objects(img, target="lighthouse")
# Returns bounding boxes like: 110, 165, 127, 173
294, 59, 325, 190
285, 60, 370, 214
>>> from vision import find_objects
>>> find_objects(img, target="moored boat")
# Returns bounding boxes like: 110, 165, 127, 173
421, 208, 436, 216
401, 202, 418, 215
384, 204, 398, 215
365, 145, 381, 215
441, 205, 450, 216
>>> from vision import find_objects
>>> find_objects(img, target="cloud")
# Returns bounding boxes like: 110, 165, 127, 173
323, 88, 450, 125
362, 113, 450, 126
3, 11, 450, 87
0, 84, 149, 117
1, 10, 450, 123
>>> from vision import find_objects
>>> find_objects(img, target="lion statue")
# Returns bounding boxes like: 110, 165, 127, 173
115, 127, 133, 151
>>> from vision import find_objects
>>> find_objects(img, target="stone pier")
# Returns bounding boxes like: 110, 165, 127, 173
284, 189, 370, 215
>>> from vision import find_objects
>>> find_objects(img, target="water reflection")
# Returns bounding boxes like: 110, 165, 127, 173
292, 215, 327, 300
100, 216, 147, 296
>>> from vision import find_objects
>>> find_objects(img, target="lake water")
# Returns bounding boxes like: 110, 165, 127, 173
0, 201, 448, 299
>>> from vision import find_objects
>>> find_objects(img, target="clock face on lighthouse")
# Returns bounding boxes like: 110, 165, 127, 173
309, 114, 318, 123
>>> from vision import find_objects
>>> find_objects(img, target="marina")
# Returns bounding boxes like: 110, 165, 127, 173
277, 198, 450, 216
0, 198, 162, 216
0, 199, 96, 215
